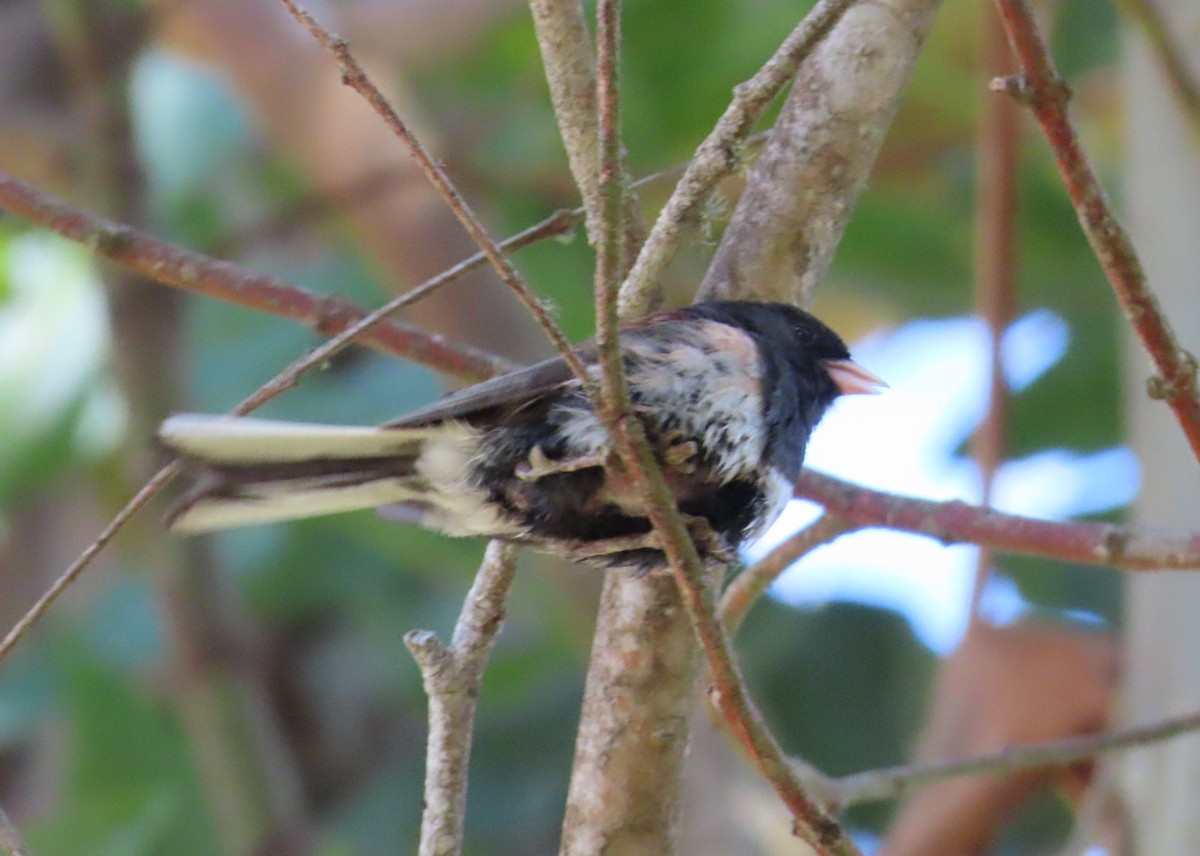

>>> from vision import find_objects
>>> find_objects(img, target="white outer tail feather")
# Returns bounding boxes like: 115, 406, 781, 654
159, 413, 433, 464
161, 414, 438, 533
171, 479, 422, 533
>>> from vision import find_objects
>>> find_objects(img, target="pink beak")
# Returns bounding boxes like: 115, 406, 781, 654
824, 359, 888, 396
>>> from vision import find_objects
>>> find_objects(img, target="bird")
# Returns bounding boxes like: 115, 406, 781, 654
159, 300, 884, 571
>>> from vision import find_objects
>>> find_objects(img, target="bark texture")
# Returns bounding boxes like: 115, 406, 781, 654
699, 0, 944, 306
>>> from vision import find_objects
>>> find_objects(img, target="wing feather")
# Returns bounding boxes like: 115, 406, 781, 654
386, 351, 591, 427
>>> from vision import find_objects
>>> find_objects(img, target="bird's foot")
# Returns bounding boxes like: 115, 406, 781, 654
659, 430, 699, 474
515, 446, 606, 481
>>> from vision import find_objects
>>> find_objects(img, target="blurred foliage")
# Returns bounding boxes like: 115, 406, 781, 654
0, 0, 1137, 853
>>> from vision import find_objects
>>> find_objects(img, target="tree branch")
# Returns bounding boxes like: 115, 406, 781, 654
405, 542, 518, 856
617, 0, 860, 316
561, 4, 701, 851
992, 0, 1200, 463
528, 0, 604, 234
720, 514, 855, 634
827, 708, 1200, 808
796, 469, 1200, 570
276, 0, 595, 392
0, 169, 517, 382
699, 0, 943, 305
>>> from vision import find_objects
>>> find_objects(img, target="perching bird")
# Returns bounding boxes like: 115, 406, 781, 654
159, 300, 884, 571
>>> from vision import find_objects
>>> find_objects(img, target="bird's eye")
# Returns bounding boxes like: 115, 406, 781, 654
793, 325, 816, 345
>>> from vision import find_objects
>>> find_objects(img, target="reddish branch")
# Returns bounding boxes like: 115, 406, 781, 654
992, 0, 1200, 463
0, 170, 516, 382
797, 470, 1200, 570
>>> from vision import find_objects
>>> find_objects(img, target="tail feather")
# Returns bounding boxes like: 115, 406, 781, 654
160, 414, 432, 533
159, 413, 434, 464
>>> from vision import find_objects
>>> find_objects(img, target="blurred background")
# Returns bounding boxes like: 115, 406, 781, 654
1, 0, 1192, 853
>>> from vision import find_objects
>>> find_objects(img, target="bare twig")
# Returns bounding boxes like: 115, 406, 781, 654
993, 0, 1200, 463
0, 463, 179, 663
276, 0, 595, 393
1117, 0, 1200, 147
0, 191, 570, 666
796, 469, 1200, 570
405, 542, 518, 856
617, 0, 860, 316
719, 514, 855, 634
828, 708, 1200, 807
699, 0, 944, 305
0, 804, 31, 856
0, 169, 517, 382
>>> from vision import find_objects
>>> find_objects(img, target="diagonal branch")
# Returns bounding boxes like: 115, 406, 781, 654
528, 0, 645, 262
617, 0, 860, 316
405, 542, 518, 856
276, 0, 595, 393
720, 513, 855, 634
827, 707, 1200, 808
699, 0, 944, 305
0, 169, 517, 382
992, 0, 1200, 463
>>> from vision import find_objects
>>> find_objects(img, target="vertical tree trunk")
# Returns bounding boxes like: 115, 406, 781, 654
1120, 2, 1200, 851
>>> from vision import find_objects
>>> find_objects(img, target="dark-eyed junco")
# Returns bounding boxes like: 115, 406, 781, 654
160, 300, 884, 570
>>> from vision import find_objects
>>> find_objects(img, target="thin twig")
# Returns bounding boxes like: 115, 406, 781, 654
992, 0, 1200, 463
1117, 0, 1200, 147
827, 708, 1200, 807
405, 542, 518, 856
0, 803, 32, 856
719, 514, 855, 635
0, 169, 516, 382
276, 0, 595, 393
0, 198, 567, 666
0, 463, 179, 663
617, 0, 860, 316
796, 469, 1200, 570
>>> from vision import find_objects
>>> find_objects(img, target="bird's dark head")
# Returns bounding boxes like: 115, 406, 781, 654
683, 300, 885, 478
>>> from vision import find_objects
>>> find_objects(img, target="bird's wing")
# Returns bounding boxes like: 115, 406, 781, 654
385, 350, 592, 427
387, 307, 703, 428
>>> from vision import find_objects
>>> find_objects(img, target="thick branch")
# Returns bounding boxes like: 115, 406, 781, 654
699, 0, 943, 305
993, 0, 1200, 463
561, 4, 697, 851
617, 0, 860, 316
797, 470, 1200, 570
0, 169, 516, 382
405, 542, 518, 856
527, 0, 604, 241
527, 0, 645, 264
